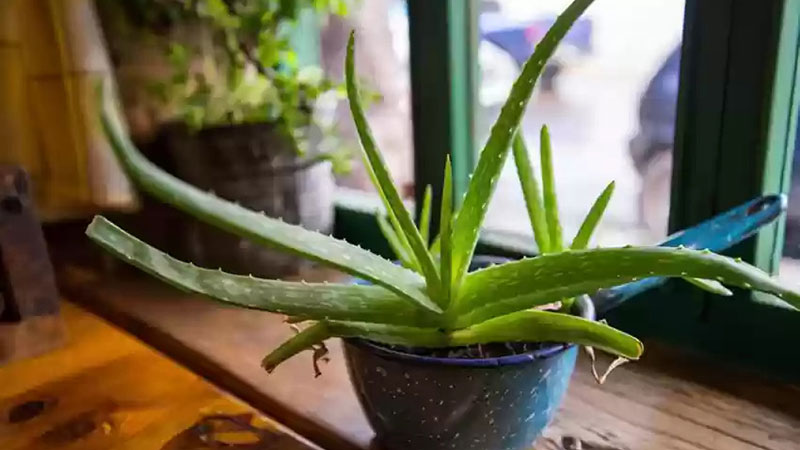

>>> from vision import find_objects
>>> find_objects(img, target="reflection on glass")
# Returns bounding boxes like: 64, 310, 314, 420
480, 0, 685, 247
320, 0, 414, 197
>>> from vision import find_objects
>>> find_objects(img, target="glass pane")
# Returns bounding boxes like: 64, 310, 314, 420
779, 112, 800, 282
320, 0, 414, 197
479, 0, 685, 247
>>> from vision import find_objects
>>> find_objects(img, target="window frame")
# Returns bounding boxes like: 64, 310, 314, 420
607, 0, 800, 377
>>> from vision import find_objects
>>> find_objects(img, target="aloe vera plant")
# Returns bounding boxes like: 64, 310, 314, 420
87, 0, 800, 376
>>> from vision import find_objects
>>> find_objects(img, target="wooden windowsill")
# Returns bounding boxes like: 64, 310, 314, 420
57, 264, 800, 450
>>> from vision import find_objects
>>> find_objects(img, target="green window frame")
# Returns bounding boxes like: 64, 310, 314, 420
333, 0, 800, 377
611, 0, 800, 377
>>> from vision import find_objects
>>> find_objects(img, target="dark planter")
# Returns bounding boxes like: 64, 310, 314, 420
156, 122, 334, 277
344, 295, 594, 450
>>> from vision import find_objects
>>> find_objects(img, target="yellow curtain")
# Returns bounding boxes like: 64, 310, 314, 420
0, 0, 134, 221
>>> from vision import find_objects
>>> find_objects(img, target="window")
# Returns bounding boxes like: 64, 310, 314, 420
478, 0, 686, 247
779, 113, 800, 283
320, 0, 414, 198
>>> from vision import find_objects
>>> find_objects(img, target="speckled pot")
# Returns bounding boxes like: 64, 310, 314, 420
343, 296, 594, 450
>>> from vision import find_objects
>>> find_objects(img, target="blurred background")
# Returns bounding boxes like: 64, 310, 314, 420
1, 0, 799, 278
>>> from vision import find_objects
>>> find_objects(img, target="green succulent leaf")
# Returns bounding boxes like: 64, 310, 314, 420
86, 216, 439, 326
261, 320, 452, 372
450, 0, 594, 291
376, 214, 416, 270
452, 310, 642, 359
571, 180, 615, 250
512, 132, 550, 253
684, 277, 733, 296
540, 125, 564, 252
419, 185, 433, 246
440, 156, 454, 306
263, 308, 642, 372
262, 322, 331, 373
456, 246, 800, 327
429, 234, 441, 259
345, 32, 441, 296
361, 151, 418, 270
98, 89, 440, 314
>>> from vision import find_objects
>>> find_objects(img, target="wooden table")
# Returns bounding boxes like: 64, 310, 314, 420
0, 302, 320, 450
58, 266, 800, 450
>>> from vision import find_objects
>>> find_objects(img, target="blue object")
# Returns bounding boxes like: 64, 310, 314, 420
592, 194, 786, 315
344, 295, 594, 450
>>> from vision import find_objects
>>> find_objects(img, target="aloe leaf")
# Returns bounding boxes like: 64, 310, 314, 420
455, 277, 621, 328
429, 234, 441, 257
262, 309, 641, 372
540, 125, 563, 252
684, 277, 733, 296
345, 32, 441, 295
451, 310, 643, 359
262, 322, 331, 372
376, 213, 417, 270
512, 132, 550, 253
440, 156, 454, 306
419, 185, 433, 246
86, 216, 439, 326
456, 246, 800, 326
326, 321, 449, 347
450, 0, 594, 289
571, 181, 615, 250
98, 85, 440, 314
361, 151, 417, 267
262, 320, 451, 372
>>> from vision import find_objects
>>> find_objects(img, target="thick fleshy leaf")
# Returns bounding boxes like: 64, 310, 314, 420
450, 0, 594, 290
455, 277, 621, 328
345, 32, 441, 295
261, 320, 452, 372
87, 217, 440, 326
571, 180, 615, 250
361, 151, 417, 269
419, 185, 433, 246
451, 310, 643, 359
376, 214, 416, 270
684, 277, 733, 296
540, 125, 563, 252
455, 246, 800, 326
261, 308, 642, 372
512, 132, 550, 253
98, 86, 440, 314
262, 322, 331, 372
440, 157, 454, 306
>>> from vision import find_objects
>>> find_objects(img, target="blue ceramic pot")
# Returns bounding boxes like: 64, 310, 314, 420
343, 294, 594, 450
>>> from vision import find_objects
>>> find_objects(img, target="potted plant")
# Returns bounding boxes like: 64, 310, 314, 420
87, 0, 800, 448
94, 0, 350, 277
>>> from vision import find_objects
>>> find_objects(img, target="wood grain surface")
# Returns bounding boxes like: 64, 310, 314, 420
60, 267, 800, 450
0, 302, 320, 450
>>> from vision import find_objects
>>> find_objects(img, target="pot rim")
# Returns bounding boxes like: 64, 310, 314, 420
344, 295, 595, 368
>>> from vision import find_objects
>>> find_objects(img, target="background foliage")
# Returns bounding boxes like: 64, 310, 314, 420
101, 0, 352, 165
